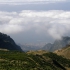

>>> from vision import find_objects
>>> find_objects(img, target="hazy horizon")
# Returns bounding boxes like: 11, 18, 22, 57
0, 0, 70, 45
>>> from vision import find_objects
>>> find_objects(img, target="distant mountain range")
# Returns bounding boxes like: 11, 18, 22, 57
19, 36, 70, 52
0, 32, 22, 51
19, 44, 40, 52
42, 36, 70, 51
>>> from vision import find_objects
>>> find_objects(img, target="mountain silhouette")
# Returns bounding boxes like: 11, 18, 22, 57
0, 32, 22, 51
42, 36, 70, 51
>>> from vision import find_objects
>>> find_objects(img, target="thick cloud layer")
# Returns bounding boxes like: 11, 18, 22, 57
0, 0, 67, 5
0, 10, 70, 39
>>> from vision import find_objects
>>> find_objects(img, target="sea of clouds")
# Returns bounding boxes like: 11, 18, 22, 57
0, 10, 70, 39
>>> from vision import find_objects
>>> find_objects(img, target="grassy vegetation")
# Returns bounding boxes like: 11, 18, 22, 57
0, 50, 70, 70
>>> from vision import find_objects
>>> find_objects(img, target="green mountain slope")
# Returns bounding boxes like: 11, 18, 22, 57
0, 50, 70, 70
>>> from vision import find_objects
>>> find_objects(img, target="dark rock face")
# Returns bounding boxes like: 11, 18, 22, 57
42, 36, 70, 51
0, 32, 22, 51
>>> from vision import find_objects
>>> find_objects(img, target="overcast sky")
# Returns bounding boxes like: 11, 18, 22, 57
0, 0, 70, 45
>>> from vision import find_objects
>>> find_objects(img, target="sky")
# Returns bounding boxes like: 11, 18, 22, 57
0, 0, 70, 45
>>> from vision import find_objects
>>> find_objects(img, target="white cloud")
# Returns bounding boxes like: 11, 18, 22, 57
0, 0, 67, 5
0, 10, 70, 39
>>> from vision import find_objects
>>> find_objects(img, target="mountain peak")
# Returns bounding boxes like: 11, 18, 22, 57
42, 36, 70, 51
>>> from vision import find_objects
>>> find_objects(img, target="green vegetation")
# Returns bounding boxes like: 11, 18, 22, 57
0, 50, 70, 70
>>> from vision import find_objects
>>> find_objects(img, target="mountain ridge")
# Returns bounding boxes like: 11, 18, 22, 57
0, 32, 22, 51
42, 36, 70, 51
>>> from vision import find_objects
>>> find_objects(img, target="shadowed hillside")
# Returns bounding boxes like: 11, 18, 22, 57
0, 32, 22, 51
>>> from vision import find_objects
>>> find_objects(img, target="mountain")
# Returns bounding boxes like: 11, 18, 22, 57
0, 32, 22, 51
42, 43, 53, 51
54, 45, 70, 59
42, 36, 70, 51
0, 50, 70, 70
19, 44, 40, 52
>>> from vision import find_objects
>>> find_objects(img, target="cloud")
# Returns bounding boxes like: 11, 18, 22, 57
0, 10, 70, 39
0, 0, 67, 5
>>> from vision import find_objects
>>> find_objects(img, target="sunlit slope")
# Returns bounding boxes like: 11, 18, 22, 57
54, 45, 70, 59
27, 50, 48, 55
